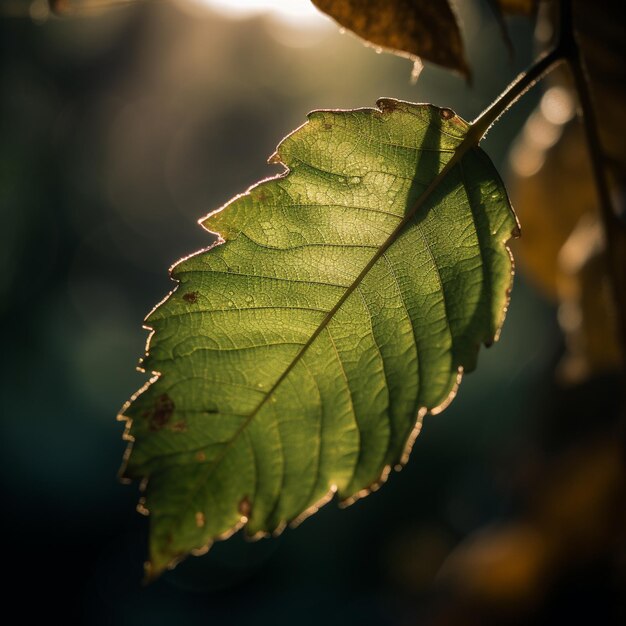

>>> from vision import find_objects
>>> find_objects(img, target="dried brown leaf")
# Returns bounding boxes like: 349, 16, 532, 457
510, 110, 622, 381
510, 117, 592, 299
311, 0, 470, 78
557, 218, 622, 382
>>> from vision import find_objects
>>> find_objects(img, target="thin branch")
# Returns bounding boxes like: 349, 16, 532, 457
560, 0, 626, 371
470, 47, 565, 141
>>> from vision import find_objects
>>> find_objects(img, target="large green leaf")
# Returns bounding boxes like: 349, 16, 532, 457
119, 99, 518, 577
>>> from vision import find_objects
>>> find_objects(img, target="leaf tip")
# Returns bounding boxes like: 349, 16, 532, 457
145, 540, 188, 584
142, 557, 169, 585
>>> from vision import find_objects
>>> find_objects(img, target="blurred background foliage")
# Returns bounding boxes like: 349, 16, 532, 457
0, 1, 623, 624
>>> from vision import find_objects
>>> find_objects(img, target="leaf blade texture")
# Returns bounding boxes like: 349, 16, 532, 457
119, 99, 518, 577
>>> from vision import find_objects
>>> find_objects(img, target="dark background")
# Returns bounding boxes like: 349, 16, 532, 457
1, 1, 622, 624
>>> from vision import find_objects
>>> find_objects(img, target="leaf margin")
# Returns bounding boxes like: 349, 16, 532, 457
118, 97, 520, 578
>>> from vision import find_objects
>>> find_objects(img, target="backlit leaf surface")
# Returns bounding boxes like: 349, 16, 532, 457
119, 99, 518, 576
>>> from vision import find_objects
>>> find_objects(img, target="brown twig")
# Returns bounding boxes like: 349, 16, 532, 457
558, 0, 626, 377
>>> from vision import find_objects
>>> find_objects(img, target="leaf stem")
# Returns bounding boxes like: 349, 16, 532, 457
470, 48, 565, 141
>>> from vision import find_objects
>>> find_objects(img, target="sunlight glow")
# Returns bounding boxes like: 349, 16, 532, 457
509, 142, 546, 178
540, 86, 575, 125
195, 0, 325, 25
509, 86, 575, 179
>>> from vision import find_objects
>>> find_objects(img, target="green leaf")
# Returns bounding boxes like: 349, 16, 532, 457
119, 99, 518, 578
311, 0, 470, 78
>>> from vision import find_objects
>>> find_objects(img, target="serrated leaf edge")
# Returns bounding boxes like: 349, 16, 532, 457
117, 98, 519, 576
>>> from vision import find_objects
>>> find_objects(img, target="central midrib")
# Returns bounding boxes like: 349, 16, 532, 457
175, 117, 479, 522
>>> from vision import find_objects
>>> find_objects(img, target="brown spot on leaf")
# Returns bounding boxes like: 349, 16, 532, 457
378, 98, 399, 113
195, 511, 205, 528
171, 420, 187, 433
148, 394, 175, 431
183, 291, 199, 304
439, 107, 455, 120
323, 122, 333, 130
196, 451, 207, 462
238, 496, 252, 518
